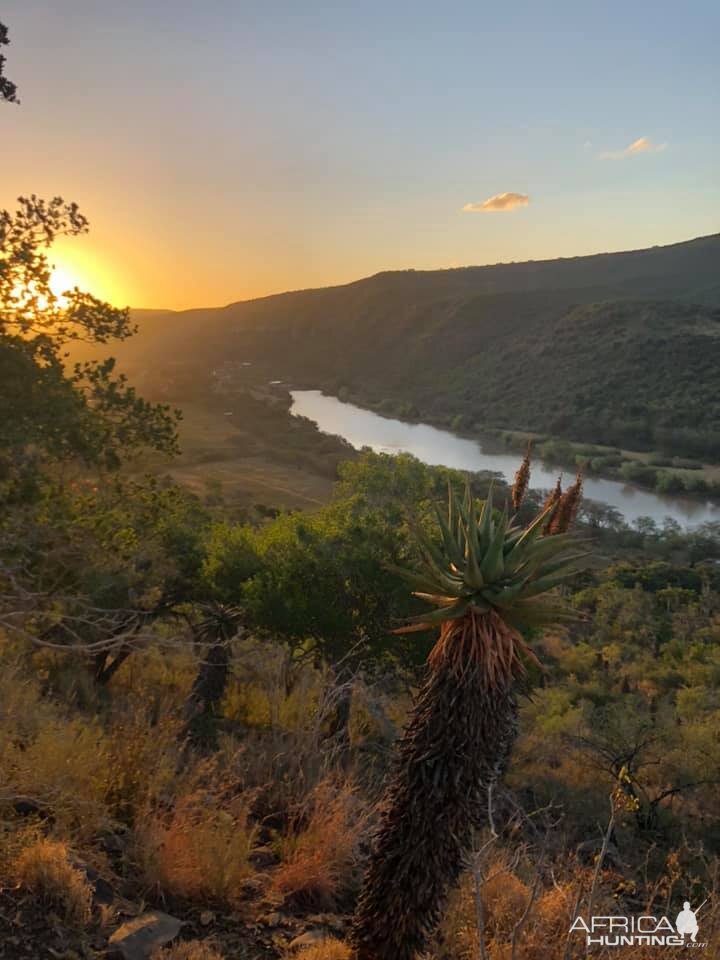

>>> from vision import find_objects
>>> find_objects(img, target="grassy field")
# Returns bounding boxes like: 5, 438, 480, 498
134, 397, 342, 512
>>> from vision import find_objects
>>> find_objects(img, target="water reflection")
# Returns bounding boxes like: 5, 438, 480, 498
290, 390, 720, 527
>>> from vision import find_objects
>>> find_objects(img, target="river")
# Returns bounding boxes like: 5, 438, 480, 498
290, 390, 720, 527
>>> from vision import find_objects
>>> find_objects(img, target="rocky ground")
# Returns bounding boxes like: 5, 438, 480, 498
0, 880, 349, 960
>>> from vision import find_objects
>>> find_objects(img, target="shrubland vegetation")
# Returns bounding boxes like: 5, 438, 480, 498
2, 42, 719, 955
3, 427, 720, 957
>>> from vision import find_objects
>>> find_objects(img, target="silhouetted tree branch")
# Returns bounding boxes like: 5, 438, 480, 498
0, 22, 19, 104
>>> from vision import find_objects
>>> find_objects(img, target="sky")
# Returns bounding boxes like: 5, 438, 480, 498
2, 0, 719, 310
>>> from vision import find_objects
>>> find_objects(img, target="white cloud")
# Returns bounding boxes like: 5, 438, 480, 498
463, 192, 530, 213
599, 136, 668, 160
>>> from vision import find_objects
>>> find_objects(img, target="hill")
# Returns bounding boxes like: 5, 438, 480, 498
118, 233, 720, 460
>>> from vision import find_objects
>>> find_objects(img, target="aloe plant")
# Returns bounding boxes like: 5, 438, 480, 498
353, 471, 584, 960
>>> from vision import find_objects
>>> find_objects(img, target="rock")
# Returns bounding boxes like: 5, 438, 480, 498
288, 929, 331, 950
91, 877, 114, 906
83, 868, 115, 906
67, 857, 115, 906
107, 912, 182, 960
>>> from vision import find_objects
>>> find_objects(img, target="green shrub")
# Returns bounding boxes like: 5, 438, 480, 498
620, 461, 658, 486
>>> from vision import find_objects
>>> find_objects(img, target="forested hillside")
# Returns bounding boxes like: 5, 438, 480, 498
115, 234, 720, 460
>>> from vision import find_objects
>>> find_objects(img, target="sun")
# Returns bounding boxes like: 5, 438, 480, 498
47, 245, 126, 306
49, 263, 84, 300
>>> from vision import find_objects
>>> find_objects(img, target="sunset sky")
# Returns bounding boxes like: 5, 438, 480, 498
3, 1, 719, 310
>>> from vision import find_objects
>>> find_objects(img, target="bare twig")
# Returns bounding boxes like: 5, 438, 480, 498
585, 794, 616, 957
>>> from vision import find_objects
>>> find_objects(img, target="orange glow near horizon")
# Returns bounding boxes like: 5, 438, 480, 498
48, 241, 128, 308
3, 5, 718, 314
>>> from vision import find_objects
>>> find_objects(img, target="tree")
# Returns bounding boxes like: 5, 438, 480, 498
203, 503, 418, 749
352, 472, 585, 960
0, 475, 210, 687
181, 604, 244, 749
0, 196, 179, 494
0, 21, 18, 104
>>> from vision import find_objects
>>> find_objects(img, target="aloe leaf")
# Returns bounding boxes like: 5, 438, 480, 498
403, 598, 471, 626
477, 483, 494, 553
480, 505, 507, 582
412, 591, 461, 605
505, 500, 556, 559
483, 579, 531, 609
434, 503, 465, 569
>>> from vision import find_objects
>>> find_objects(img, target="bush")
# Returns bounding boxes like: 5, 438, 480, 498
538, 439, 576, 465
588, 454, 623, 472
15, 840, 93, 925
655, 471, 686, 494
682, 473, 710, 494
620, 461, 658, 486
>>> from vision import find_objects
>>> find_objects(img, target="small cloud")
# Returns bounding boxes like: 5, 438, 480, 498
599, 136, 668, 160
463, 192, 529, 213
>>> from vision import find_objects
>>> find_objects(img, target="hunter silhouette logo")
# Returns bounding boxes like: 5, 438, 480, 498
570, 899, 709, 948
676, 901, 704, 942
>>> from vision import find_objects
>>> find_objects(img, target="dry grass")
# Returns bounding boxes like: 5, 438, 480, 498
533, 883, 575, 941
103, 710, 182, 824
153, 941, 225, 960
482, 868, 532, 939
135, 799, 257, 904
291, 940, 352, 960
0, 650, 183, 844
435, 863, 579, 960
0, 658, 108, 841
222, 637, 324, 732
433, 873, 479, 959
270, 778, 366, 911
4, 634, 718, 960
14, 839, 93, 925
133, 756, 257, 906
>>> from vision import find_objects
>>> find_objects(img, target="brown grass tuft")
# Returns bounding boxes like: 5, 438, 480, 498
153, 941, 225, 960
534, 883, 574, 939
291, 940, 352, 960
270, 778, 365, 911
134, 787, 256, 905
14, 839, 93, 925
482, 869, 531, 938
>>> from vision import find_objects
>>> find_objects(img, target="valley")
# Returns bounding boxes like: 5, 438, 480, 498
113, 235, 720, 490
113, 235, 720, 526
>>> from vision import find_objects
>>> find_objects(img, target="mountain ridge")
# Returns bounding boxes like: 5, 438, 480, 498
115, 232, 720, 461
130, 232, 720, 315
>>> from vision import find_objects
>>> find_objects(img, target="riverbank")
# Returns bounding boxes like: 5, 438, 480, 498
289, 389, 720, 526
308, 385, 720, 506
